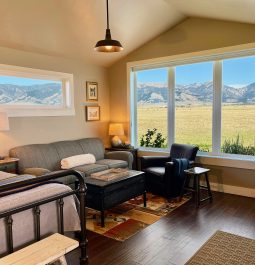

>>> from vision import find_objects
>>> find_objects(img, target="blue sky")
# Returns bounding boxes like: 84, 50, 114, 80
0, 76, 60, 86
137, 56, 255, 87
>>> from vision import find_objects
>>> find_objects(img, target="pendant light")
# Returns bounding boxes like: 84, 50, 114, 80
94, 0, 123, 52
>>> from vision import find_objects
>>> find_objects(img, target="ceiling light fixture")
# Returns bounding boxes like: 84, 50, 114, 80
94, 0, 123, 52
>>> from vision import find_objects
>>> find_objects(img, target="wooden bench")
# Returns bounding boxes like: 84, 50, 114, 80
0, 233, 79, 265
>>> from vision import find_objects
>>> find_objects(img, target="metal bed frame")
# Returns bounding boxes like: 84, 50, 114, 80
0, 170, 88, 264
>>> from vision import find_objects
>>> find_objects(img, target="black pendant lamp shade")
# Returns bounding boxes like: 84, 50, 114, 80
94, 0, 123, 52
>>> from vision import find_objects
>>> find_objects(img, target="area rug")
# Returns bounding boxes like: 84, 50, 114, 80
86, 193, 190, 241
185, 231, 255, 265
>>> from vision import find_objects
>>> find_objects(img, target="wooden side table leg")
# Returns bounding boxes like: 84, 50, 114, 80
205, 172, 213, 202
15, 161, 19, 174
192, 174, 196, 202
59, 256, 68, 265
50, 256, 67, 265
195, 175, 200, 208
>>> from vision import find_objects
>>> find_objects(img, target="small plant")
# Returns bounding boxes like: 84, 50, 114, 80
221, 134, 255, 156
140, 128, 166, 148
196, 144, 209, 152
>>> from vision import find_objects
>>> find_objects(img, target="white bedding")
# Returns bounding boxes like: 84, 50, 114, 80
0, 183, 81, 255
0, 171, 16, 181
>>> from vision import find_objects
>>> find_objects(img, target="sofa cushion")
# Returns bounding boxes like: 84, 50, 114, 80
48, 170, 84, 187
96, 159, 128, 169
73, 164, 108, 177
56, 174, 77, 188
9, 144, 60, 172
76, 138, 105, 161
53, 141, 84, 165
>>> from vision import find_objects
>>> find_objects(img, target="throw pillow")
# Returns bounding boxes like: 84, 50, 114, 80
61, 154, 96, 169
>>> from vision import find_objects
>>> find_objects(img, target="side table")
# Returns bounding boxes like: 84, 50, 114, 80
105, 147, 138, 170
180, 167, 213, 208
0, 158, 19, 174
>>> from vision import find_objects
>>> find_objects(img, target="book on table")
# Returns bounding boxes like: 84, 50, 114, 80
90, 168, 129, 181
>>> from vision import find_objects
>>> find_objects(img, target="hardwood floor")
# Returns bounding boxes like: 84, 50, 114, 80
67, 192, 255, 265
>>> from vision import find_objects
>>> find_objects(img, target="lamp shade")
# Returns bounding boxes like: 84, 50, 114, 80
109, 123, 124, 136
0, 112, 9, 131
94, 0, 123, 53
94, 29, 123, 52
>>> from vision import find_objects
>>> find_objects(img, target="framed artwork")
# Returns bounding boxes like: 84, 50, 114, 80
86, 81, 98, 101
86, 106, 100, 121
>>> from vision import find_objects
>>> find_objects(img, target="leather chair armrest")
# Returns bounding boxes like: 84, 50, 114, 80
23, 167, 51, 176
164, 161, 174, 177
140, 156, 170, 170
105, 151, 133, 169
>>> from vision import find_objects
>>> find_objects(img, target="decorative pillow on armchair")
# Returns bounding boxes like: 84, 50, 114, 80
61, 154, 96, 169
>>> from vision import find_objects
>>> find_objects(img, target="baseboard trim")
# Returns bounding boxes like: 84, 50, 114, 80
209, 182, 255, 198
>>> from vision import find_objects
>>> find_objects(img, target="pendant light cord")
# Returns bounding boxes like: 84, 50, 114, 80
94, 0, 123, 51
106, 0, 109, 29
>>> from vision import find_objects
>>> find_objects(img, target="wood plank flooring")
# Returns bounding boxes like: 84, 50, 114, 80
67, 192, 255, 265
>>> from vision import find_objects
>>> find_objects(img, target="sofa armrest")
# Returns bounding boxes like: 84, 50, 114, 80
23, 167, 51, 176
140, 156, 171, 170
105, 151, 133, 169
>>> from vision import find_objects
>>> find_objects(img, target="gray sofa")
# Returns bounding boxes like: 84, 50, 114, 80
9, 138, 133, 188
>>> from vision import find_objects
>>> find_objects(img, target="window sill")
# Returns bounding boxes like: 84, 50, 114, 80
196, 154, 255, 170
137, 149, 255, 170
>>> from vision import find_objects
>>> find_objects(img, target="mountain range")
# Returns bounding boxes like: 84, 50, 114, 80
1, 81, 254, 106
137, 81, 255, 106
0, 83, 62, 105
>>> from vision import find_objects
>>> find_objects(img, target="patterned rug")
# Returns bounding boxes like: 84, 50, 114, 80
185, 231, 255, 265
86, 193, 190, 241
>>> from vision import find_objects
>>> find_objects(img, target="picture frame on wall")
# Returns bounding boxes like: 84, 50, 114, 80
86, 81, 98, 101
86, 106, 100, 121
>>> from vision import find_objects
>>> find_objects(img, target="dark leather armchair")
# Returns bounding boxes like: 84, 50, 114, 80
141, 143, 199, 198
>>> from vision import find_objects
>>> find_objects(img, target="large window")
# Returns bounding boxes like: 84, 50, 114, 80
175, 62, 213, 152
0, 64, 74, 117
131, 53, 255, 159
222, 57, 255, 156
136, 68, 168, 148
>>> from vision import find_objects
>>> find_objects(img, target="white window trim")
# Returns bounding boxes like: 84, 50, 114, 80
212, 60, 222, 155
168, 67, 175, 146
137, 149, 255, 170
0, 64, 75, 117
127, 42, 255, 163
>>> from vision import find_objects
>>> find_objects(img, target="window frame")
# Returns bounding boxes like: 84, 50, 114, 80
128, 43, 255, 162
0, 64, 75, 117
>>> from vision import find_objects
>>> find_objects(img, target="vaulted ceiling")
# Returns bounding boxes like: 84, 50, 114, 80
0, 0, 254, 67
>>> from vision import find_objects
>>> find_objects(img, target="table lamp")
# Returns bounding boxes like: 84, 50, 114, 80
109, 123, 124, 147
0, 112, 9, 160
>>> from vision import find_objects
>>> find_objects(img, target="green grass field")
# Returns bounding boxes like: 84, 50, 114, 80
137, 105, 255, 152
